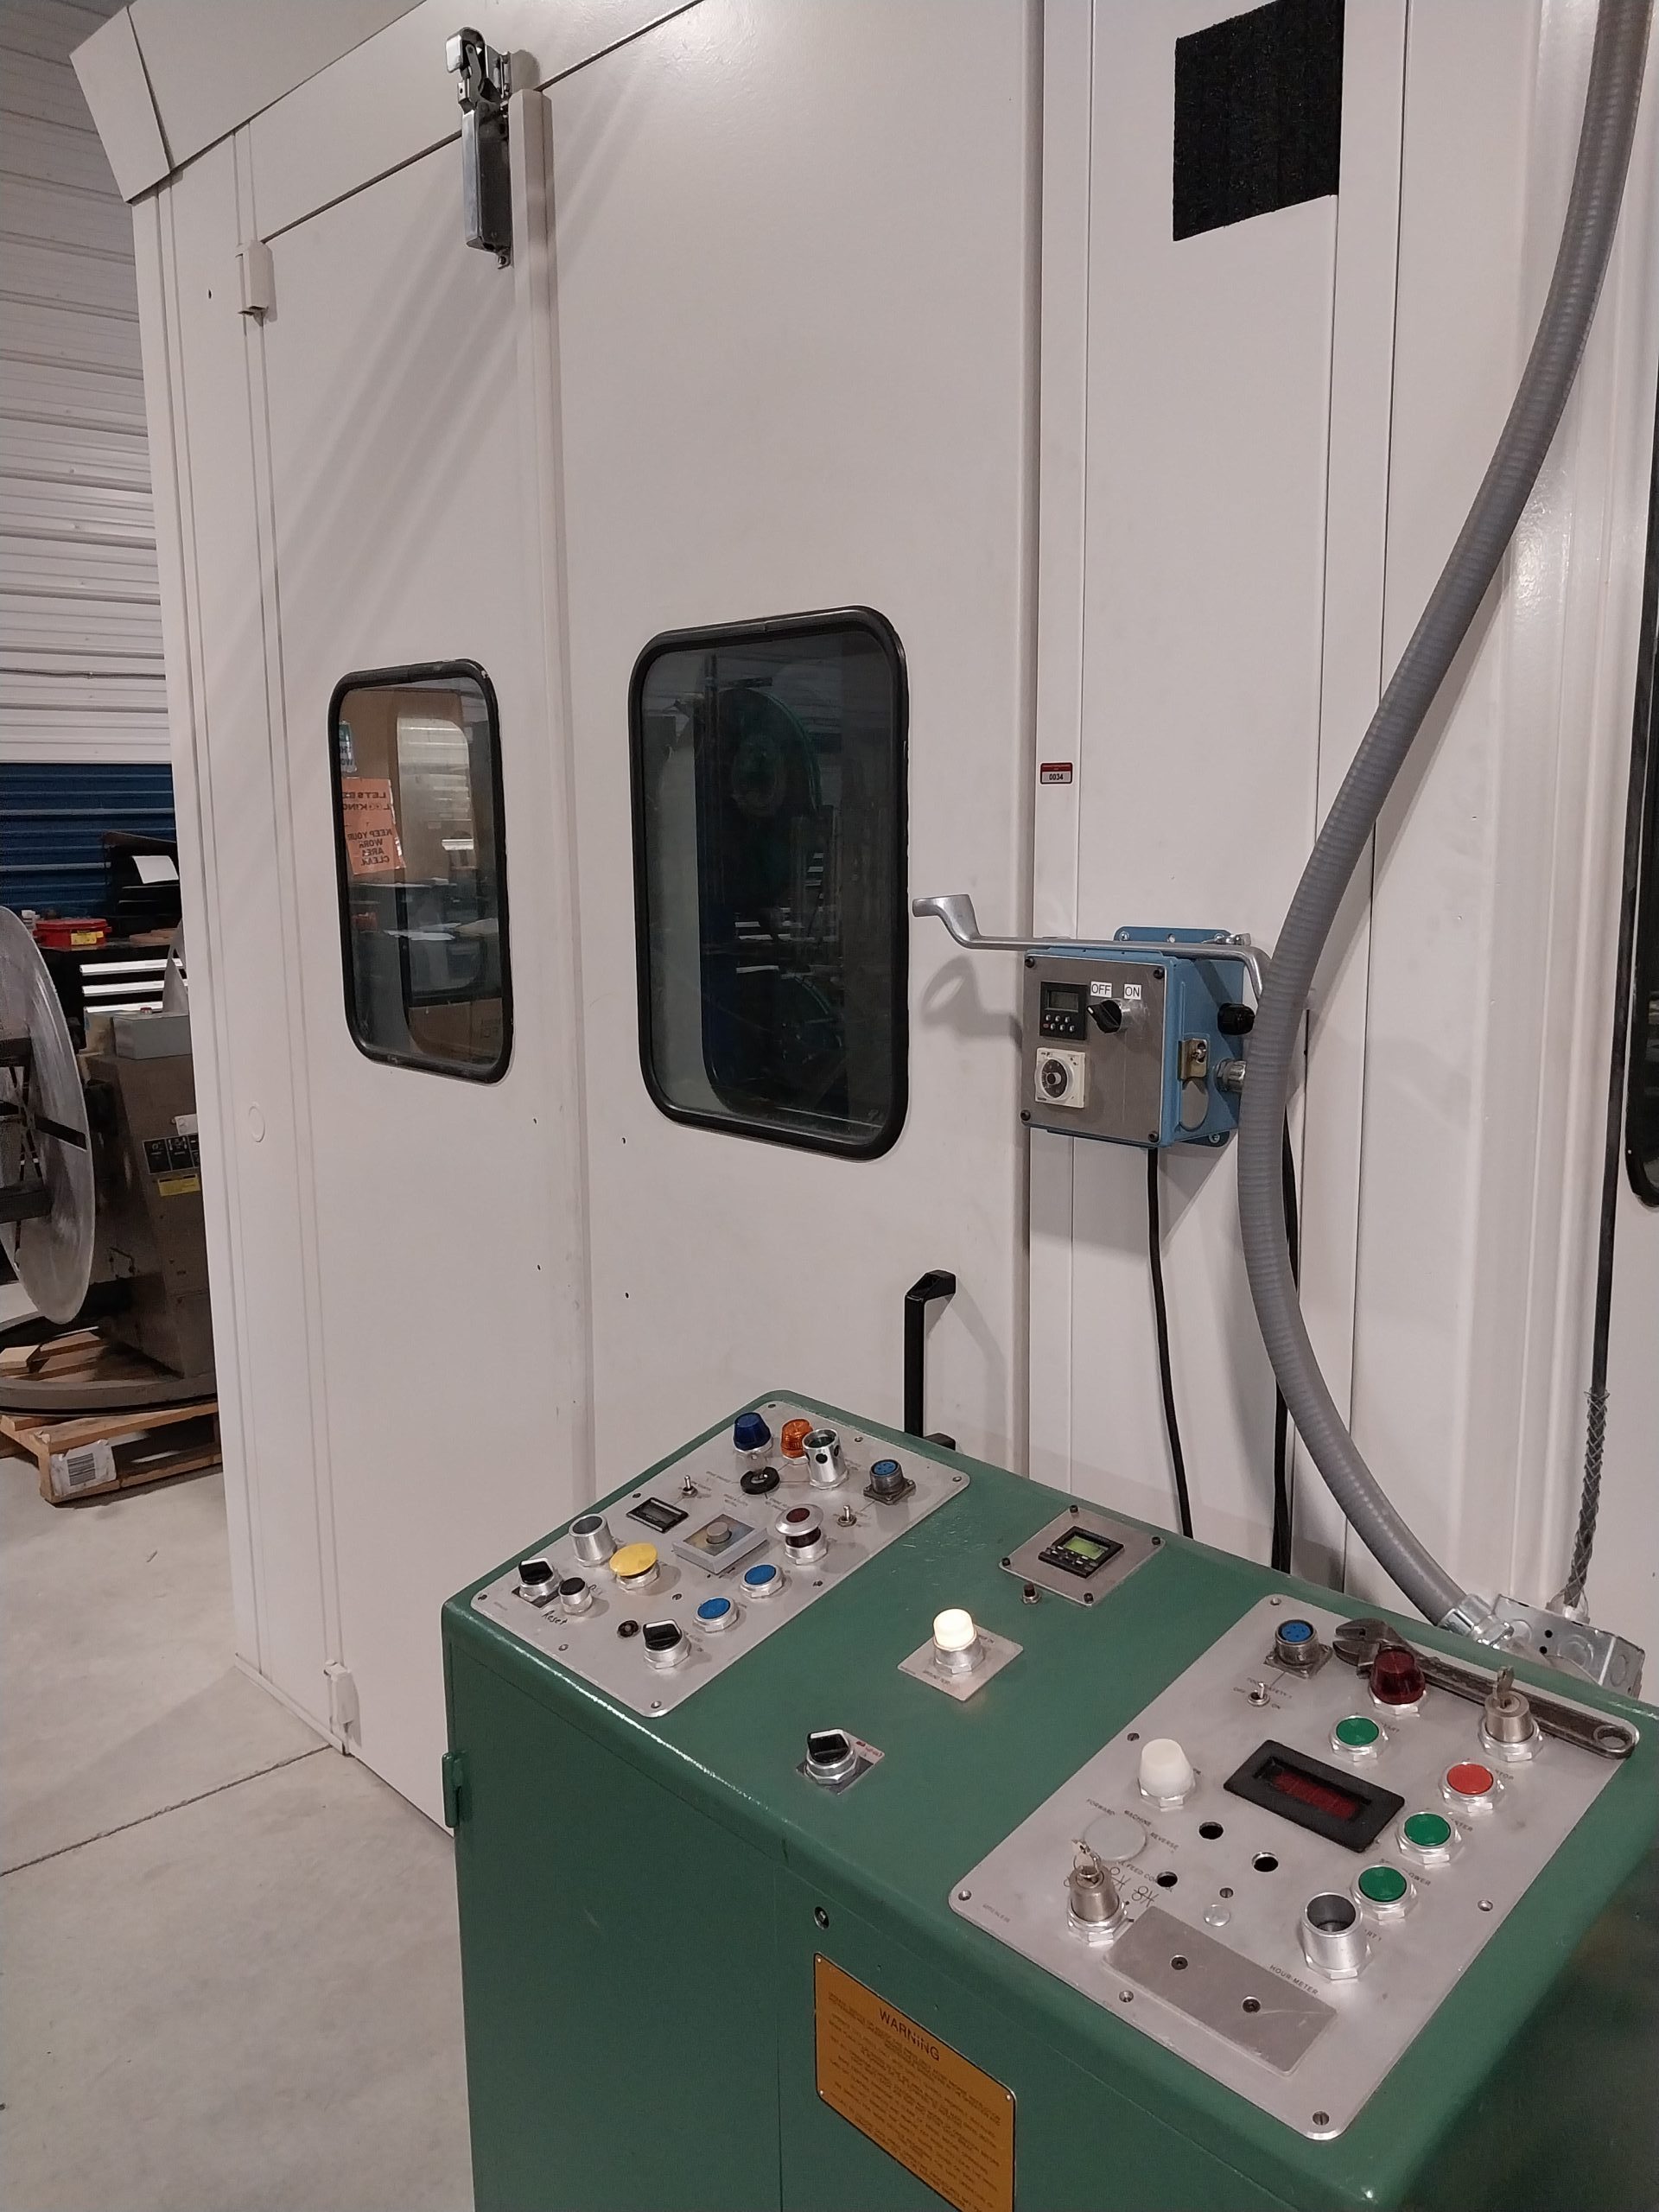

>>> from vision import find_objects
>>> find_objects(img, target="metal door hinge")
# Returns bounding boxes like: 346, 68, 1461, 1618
237, 238, 274, 318
324, 1660, 359, 1742
445, 28, 511, 264
441, 1749, 468, 1827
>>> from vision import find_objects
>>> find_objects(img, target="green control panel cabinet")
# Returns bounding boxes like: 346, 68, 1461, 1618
442, 1399, 1659, 2212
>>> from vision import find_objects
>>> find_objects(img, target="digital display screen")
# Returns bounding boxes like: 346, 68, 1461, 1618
1260, 1757, 1364, 1824
1042, 982, 1084, 1015
628, 1496, 688, 1533
1059, 1532, 1112, 1564
1224, 1738, 1402, 1849
1037, 1524, 1125, 1579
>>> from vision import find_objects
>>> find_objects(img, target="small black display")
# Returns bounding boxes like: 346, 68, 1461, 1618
1039, 980, 1089, 1040
627, 1497, 688, 1533
1037, 1526, 1124, 1579
1224, 1738, 1402, 1851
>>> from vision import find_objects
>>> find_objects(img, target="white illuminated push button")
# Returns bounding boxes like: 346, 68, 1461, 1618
931, 1608, 983, 1676
1137, 1738, 1197, 1806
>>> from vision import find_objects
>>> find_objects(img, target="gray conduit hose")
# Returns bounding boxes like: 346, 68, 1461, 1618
1236, 0, 1653, 1630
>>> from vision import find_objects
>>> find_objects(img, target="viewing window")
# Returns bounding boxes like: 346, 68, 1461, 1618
328, 663, 510, 1080
631, 609, 906, 1156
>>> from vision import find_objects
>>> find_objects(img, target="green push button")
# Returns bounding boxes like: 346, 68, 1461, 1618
1403, 1812, 1452, 1850
1358, 1865, 1409, 1905
1335, 1716, 1382, 1749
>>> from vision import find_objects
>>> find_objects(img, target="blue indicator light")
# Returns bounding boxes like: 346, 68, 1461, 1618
734, 1410, 772, 1453
697, 1598, 732, 1622
1279, 1618, 1316, 1643
743, 1563, 777, 1588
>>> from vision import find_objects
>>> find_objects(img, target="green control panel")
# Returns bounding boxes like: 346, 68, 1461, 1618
443, 1399, 1658, 2212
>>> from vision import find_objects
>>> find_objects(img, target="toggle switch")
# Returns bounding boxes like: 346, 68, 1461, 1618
1137, 1737, 1197, 1805
931, 1607, 983, 1675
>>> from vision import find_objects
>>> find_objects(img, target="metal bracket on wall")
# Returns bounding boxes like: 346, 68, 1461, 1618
446, 27, 512, 263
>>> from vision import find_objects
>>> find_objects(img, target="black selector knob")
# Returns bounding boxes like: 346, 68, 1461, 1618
518, 1556, 556, 1604
741, 1464, 781, 1496
1089, 1000, 1124, 1035
1217, 1001, 1255, 1036
804, 1730, 858, 1785
641, 1619, 688, 1672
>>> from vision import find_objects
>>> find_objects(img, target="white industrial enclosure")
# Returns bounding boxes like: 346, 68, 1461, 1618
76, 0, 1659, 1823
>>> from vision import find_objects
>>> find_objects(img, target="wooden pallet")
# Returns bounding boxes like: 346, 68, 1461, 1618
1, 1394, 220, 1503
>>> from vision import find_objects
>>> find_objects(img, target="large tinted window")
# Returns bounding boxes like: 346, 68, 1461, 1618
328, 663, 510, 1080
631, 610, 906, 1156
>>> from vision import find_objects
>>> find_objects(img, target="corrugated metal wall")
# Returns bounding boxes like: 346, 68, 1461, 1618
0, 757, 174, 911
0, 0, 168, 767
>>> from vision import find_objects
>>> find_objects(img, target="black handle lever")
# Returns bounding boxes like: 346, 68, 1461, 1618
904, 1270, 957, 1445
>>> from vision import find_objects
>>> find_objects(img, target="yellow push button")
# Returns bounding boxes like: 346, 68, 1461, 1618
609, 1542, 659, 1587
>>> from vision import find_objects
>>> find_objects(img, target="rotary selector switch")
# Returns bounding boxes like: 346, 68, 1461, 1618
642, 1619, 689, 1671
775, 1503, 827, 1565
570, 1513, 615, 1567
804, 1427, 846, 1489
804, 1729, 859, 1786
556, 1574, 594, 1617
1137, 1737, 1197, 1807
517, 1556, 557, 1605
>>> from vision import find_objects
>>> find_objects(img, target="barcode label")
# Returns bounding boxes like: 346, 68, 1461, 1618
50, 1440, 116, 1497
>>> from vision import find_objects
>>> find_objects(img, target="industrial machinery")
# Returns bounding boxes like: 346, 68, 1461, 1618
444, 1399, 1657, 2211
0, 908, 213, 1402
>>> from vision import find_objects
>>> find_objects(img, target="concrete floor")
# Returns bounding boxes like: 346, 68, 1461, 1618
1, 1452, 474, 2211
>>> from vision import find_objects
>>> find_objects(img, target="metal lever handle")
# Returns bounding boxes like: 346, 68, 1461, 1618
912, 893, 1268, 999
904, 1270, 957, 1446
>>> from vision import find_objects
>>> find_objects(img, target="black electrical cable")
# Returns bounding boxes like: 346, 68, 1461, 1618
1147, 1148, 1194, 1540
1560, 365, 1659, 1608
1269, 1119, 1302, 1574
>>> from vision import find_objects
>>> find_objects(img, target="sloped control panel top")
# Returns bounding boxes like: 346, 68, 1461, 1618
471, 1401, 969, 1715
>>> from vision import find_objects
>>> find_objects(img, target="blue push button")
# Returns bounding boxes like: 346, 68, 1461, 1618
743, 1562, 779, 1591
697, 1598, 733, 1622
734, 1411, 772, 1453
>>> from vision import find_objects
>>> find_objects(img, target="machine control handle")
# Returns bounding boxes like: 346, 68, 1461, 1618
904, 1269, 957, 1442
911, 893, 1268, 998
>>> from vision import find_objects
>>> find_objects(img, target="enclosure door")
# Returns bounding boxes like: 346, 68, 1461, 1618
257, 140, 583, 1821
550, 0, 1037, 1482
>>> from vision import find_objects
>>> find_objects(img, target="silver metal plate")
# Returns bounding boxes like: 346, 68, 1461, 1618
897, 1624, 1022, 1701
951, 1597, 1624, 2137
474, 1402, 969, 1715
1001, 1506, 1158, 1606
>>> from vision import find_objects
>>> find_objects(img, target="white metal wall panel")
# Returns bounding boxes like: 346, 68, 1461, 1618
0, 0, 165, 767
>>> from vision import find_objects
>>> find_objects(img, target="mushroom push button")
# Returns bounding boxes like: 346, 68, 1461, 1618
609, 1542, 659, 1592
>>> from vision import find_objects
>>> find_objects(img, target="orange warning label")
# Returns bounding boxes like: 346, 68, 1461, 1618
814, 1956, 1014, 2212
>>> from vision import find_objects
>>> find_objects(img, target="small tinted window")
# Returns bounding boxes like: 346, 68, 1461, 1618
631, 609, 906, 1156
328, 663, 510, 1080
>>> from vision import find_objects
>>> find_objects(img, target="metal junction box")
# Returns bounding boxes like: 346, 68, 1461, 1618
443, 1401, 1658, 2212
1021, 935, 1252, 1148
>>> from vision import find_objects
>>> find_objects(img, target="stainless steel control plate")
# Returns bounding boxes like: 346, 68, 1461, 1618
473, 1402, 969, 1715
950, 1598, 1626, 2137
1001, 1505, 1158, 1605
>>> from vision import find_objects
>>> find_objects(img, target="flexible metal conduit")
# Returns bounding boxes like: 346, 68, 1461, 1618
1237, 0, 1653, 1629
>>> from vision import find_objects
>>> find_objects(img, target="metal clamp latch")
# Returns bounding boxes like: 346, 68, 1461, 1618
445, 27, 512, 263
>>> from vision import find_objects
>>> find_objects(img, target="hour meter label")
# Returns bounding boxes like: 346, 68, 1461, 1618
814, 1956, 1013, 2212
1038, 761, 1073, 784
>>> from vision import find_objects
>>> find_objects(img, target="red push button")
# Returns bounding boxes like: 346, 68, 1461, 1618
1446, 1761, 1496, 1798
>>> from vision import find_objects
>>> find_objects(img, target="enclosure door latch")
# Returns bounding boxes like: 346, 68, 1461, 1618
446, 28, 512, 263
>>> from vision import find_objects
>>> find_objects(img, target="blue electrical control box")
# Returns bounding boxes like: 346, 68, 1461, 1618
1022, 928, 1255, 1148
